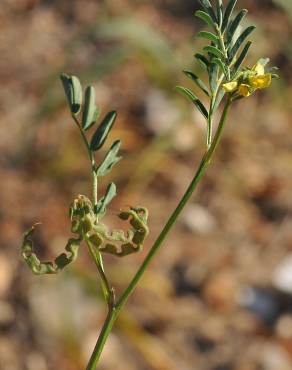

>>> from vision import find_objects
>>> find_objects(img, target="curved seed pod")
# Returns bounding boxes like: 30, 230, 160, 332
82, 86, 99, 131
60, 74, 82, 114
90, 111, 117, 151
88, 207, 149, 257
21, 224, 82, 275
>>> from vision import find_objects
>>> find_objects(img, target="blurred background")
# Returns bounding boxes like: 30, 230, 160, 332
0, 0, 292, 369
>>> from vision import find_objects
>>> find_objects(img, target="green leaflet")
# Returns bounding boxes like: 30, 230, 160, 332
90, 111, 117, 151
183, 71, 210, 97
60, 74, 82, 114
222, 0, 238, 32
227, 9, 248, 45
96, 140, 122, 177
199, 0, 212, 8
82, 86, 100, 131
176, 86, 208, 119
194, 53, 210, 70
209, 63, 219, 93
216, 0, 223, 27
212, 58, 228, 78
195, 10, 215, 29
198, 0, 218, 23
95, 182, 117, 217
204, 45, 225, 60
232, 41, 252, 77
198, 31, 219, 44
228, 26, 256, 62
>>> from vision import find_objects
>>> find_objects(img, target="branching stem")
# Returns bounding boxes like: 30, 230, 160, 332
86, 96, 232, 370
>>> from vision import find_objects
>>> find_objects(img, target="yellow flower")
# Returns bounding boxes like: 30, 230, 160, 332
249, 61, 272, 89
252, 62, 265, 76
238, 84, 251, 97
249, 74, 272, 89
223, 59, 273, 98
223, 81, 238, 93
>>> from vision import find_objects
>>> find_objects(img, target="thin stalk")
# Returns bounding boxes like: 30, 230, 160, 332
86, 308, 117, 370
207, 103, 214, 148
72, 115, 107, 298
86, 97, 232, 369
72, 115, 94, 167
216, 26, 231, 81
85, 238, 112, 305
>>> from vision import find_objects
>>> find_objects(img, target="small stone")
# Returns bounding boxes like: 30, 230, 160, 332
182, 204, 216, 235
260, 343, 291, 370
145, 89, 179, 135
0, 253, 14, 297
272, 254, 292, 294
203, 271, 237, 310
276, 315, 292, 339
0, 301, 14, 324
25, 352, 47, 370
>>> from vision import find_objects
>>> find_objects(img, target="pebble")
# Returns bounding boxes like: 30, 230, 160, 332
182, 204, 216, 235
145, 89, 179, 135
0, 301, 14, 324
259, 343, 291, 370
0, 253, 14, 297
272, 254, 292, 294
276, 315, 292, 339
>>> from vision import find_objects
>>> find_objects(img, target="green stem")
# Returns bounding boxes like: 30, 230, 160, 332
85, 97, 232, 369
207, 104, 214, 148
85, 238, 112, 306
72, 115, 106, 298
72, 115, 95, 168
216, 26, 231, 81
86, 308, 117, 370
